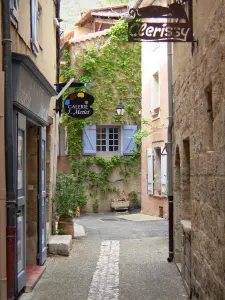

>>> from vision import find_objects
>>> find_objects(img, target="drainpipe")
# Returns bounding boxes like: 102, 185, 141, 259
167, 0, 174, 263
52, 0, 61, 235
2, 0, 16, 297
0, 76, 7, 299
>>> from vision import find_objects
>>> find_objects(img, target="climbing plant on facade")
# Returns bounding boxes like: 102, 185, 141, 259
60, 20, 144, 207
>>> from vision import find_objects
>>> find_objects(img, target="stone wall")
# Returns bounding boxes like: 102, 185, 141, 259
173, 1, 225, 299
57, 155, 141, 213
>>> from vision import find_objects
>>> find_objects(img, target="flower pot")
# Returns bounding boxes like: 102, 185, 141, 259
58, 216, 74, 236
75, 206, 80, 218
111, 200, 130, 211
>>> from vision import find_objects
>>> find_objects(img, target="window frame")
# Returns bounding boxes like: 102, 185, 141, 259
151, 70, 160, 120
10, 0, 19, 27
153, 147, 162, 196
96, 126, 120, 154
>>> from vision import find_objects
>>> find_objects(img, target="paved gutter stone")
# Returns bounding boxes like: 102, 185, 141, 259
87, 240, 120, 300
48, 235, 72, 256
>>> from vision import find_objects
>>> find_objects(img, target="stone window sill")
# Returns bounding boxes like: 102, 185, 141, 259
180, 220, 191, 234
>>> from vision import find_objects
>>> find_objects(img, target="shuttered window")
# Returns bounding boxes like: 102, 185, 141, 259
10, 0, 19, 25
82, 124, 137, 156
147, 146, 167, 196
147, 148, 153, 195
82, 125, 96, 155
161, 146, 167, 195
123, 125, 137, 156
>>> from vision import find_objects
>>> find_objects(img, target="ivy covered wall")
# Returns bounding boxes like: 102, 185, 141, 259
58, 20, 143, 212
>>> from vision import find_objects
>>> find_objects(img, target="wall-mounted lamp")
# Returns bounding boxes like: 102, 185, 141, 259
116, 100, 125, 116
116, 97, 141, 116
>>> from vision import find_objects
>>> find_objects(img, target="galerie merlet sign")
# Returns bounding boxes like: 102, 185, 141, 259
128, 1, 193, 43
64, 92, 94, 118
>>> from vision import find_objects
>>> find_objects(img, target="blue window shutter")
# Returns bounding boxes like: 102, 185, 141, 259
31, 0, 39, 54
123, 125, 137, 156
161, 146, 167, 196
82, 125, 96, 155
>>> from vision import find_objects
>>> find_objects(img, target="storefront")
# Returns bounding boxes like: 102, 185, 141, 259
12, 53, 57, 293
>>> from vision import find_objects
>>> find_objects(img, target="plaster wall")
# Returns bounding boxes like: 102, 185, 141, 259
11, 0, 57, 85
173, 1, 225, 299
10, 0, 58, 241
141, 41, 168, 219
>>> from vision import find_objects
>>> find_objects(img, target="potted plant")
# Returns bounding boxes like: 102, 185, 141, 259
55, 173, 80, 236
128, 191, 140, 210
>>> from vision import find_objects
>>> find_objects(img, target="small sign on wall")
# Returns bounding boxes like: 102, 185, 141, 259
64, 92, 94, 118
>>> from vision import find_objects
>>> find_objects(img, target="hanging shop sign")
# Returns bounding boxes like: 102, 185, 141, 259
128, 0, 194, 43
64, 92, 94, 118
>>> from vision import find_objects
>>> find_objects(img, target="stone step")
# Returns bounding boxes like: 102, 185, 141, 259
48, 235, 72, 256
25, 265, 46, 293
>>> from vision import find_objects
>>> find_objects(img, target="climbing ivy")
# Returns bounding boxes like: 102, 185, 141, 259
60, 20, 142, 207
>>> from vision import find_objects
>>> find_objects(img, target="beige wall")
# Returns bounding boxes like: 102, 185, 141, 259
173, 1, 225, 299
141, 40, 168, 218
11, 0, 57, 85
10, 0, 58, 240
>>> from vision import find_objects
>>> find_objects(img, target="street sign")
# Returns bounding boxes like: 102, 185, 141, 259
128, 0, 194, 43
64, 92, 94, 118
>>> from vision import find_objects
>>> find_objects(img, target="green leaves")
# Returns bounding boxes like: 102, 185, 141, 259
60, 20, 142, 203
55, 172, 88, 217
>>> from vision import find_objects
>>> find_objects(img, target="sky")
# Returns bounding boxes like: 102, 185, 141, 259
60, 0, 135, 33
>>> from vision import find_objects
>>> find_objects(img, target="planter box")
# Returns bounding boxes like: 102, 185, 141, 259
111, 201, 130, 210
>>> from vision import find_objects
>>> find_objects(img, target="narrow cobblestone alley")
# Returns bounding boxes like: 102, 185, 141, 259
19, 213, 187, 300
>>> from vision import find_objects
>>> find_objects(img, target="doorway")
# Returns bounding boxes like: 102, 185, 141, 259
16, 113, 47, 294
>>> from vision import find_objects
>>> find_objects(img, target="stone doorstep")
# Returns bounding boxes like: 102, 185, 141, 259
24, 265, 46, 293
48, 235, 72, 256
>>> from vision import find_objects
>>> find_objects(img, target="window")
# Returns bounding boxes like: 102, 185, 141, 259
31, 0, 39, 54
82, 125, 137, 156
96, 127, 119, 153
205, 83, 213, 150
147, 146, 167, 196
10, 0, 19, 26
37, 3, 43, 49
153, 148, 161, 196
151, 71, 160, 118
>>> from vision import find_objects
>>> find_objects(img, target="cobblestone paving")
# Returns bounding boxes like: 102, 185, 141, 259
87, 240, 120, 300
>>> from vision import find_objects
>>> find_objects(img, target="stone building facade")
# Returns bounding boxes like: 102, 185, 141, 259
58, 31, 141, 213
173, 0, 225, 299
58, 8, 141, 214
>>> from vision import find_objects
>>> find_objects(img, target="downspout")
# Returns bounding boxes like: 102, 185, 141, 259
167, 0, 174, 263
0, 75, 7, 299
52, 0, 61, 235
2, 0, 16, 297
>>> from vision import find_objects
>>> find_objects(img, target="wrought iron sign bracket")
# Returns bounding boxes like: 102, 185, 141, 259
128, 0, 196, 44
54, 80, 93, 115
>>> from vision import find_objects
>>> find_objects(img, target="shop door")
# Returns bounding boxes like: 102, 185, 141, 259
17, 113, 26, 293
38, 127, 47, 265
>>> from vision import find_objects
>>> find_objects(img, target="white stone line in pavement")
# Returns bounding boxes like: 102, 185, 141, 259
87, 240, 120, 300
